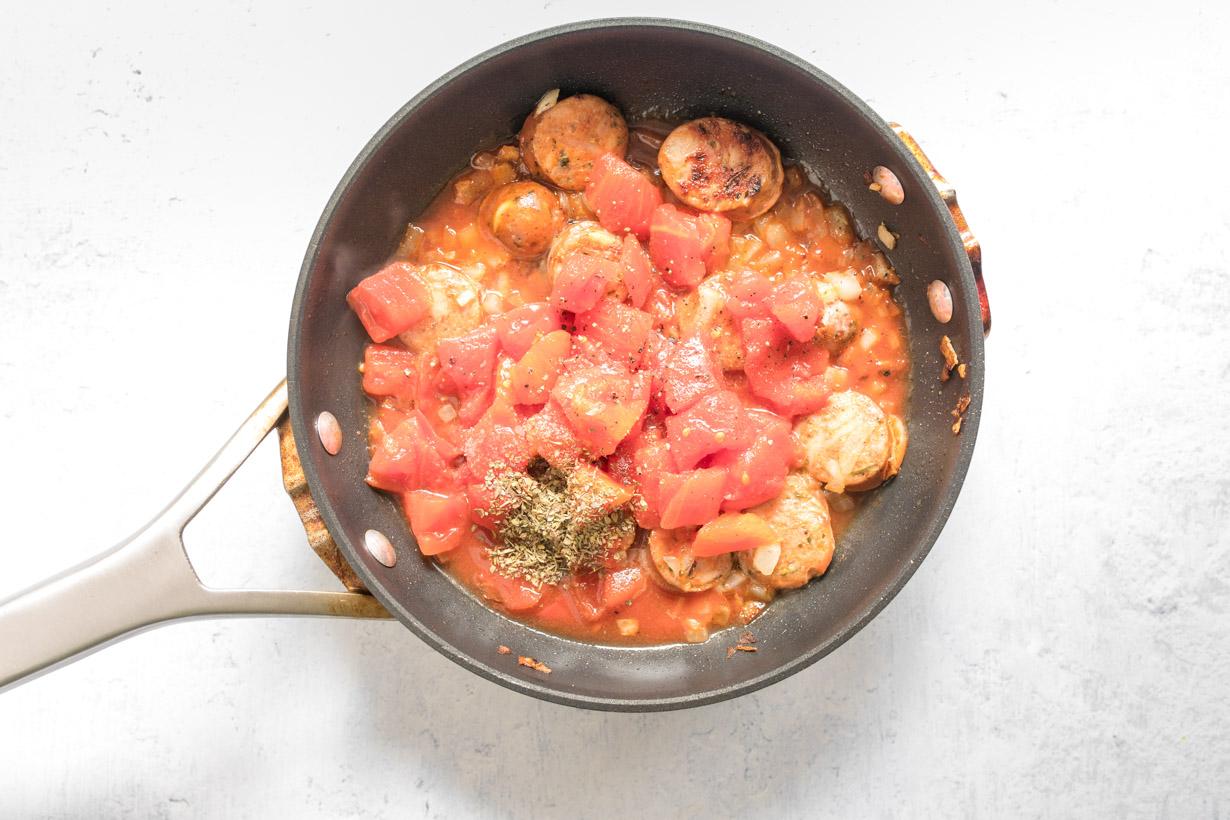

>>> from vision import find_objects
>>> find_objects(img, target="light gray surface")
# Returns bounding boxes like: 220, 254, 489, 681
1, 2, 1227, 817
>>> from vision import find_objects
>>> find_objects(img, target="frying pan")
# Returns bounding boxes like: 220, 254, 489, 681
0, 19, 989, 710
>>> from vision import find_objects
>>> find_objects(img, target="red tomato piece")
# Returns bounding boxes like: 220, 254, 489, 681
346, 261, 431, 343
658, 467, 729, 529
551, 363, 651, 456
713, 408, 793, 511
551, 253, 622, 313
465, 482, 502, 530
656, 335, 721, 413
567, 573, 606, 623
584, 154, 664, 240
770, 278, 824, 343
361, 344, 417, 400
575, 298, 653, 371
367, 411, 457, 493
696, 212, 732, 271
462, 400, 534, 480
509, 329, 571, 406
600, 566, 648, 612
741, 318, 832, 417
523, 399, 586, 467
486, 571, 545, 612
402, 489, 470, 556
437, 325, 500, 426
664, 390, 749, 470
725, 270, 775, 319
648, 204, 708, 288
493, 302, 561, 359
622, 423, 671, 528
691, 512, 778, 557
619, 234, 656, 310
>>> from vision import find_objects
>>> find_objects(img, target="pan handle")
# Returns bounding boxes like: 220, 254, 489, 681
0, 381, 389, 693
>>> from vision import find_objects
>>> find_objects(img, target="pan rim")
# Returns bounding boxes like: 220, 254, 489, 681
288, 16, 984, 711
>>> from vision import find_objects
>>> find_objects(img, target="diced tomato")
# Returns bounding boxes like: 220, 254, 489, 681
658, 467, 729, 529
551, 363, 650, 456
620, 234, 656, 309
551, 253, 621, 313
361, 344, 417, 400
664, 390, 749, 470
346, 261, 431, 343
567, 573, 606, 623
648, 204, 707, 288
696, 212, 732, 271
465, 482, 502, 530
575, 298, 653, 371
770, 278, 824, 343
523, 398, 587, 466
509, 329, 571, 406
620, 423, 671, 528
725, 270, 775, 319
402, 490, 469, 556
437, 324, 500, 425
493, 302, 561, 359
584, 154, 664, 240
691, 512, 778, 557
655, 335, 721, 412
713, 408, 793, 511
367, 411, 457, 493
462, 400, 534, 479
486, 571, 545, 612
600, 566, 648, 612
741, 318, 831, 417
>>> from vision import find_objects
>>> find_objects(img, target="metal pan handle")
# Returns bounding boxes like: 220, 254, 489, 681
0, 381, 389, 693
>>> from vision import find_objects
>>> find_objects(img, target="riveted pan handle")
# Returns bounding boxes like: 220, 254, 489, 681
890, 123, 991, 336
0, 381, 389, 693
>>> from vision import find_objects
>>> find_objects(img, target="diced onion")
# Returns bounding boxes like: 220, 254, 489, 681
616, 618, 640, 637
752, 543, 782, 576
534, 88, 560, 116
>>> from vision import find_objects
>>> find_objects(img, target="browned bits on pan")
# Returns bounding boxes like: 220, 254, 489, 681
940, 335, 960, 371
497, 645, 511, 655
951, 394, 972, 435
871, 165, 905, 204
957, 363, 968, 379
877, 223, 897, 250
518, 656, 552, 674
658, 116, 784, 220
928, 280, 953, 323
727, 631, 758, 657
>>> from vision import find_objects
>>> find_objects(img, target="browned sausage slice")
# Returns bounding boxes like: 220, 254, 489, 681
658, 117, 784, 220
479, 181, 564, 259
520, 93, 629, 191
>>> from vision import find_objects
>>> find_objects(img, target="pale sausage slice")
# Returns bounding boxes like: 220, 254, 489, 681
520, 93, 629, 191
737, 472, 834, 589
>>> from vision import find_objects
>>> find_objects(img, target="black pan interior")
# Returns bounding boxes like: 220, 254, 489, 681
288, 19, 984, 711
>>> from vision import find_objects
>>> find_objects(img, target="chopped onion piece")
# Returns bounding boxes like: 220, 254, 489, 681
752, 542, 782, 576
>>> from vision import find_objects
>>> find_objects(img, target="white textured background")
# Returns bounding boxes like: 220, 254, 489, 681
2, 2, 1228, 817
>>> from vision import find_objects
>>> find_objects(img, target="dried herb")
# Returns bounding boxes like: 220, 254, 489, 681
480, 459, 634, 587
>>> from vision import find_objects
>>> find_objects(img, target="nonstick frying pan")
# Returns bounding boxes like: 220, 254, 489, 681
0, 19, 989, 710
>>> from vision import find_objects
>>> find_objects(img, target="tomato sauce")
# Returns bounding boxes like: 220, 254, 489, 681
350, 117, 910, 646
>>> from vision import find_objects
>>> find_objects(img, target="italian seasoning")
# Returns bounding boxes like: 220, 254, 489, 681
480, 460, 634, 587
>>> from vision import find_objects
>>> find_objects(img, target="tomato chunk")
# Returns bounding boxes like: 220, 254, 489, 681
600, 566, 648, 612
437, 324, 500, 425
361, 344, 417, 400
523, 398, 586, 466
655, 335, 721, 412
714, 408, 793, 511
609, 422, 669, 529
493, 302, 561, 359
648, 205, 731, 289
462, 400, 534, 479
658, 467, 729, 529
725, 270, 775, 320
509, 329, 571, 406
664, 390, 748, 470
741, 318, 831, 417
346, 261, 431, 343
575, 298, 653, 371
403, 490, 469, 556
551, 362, 650, 456
692, 512, 778, 557
584, 154, 663, 240
770, 278, 824, 343
367, 411, 457, 493
551, 253, 621, 313
619, 234, 657, 309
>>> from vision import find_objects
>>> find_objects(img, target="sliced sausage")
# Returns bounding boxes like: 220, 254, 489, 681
795, 390, 905, 493
646, 528, 732, 592
520, 93, 629, 191
480, 181, 565, 259
737, 471, 834, 589
397, 263, 483, 351
658, 117, 784, 220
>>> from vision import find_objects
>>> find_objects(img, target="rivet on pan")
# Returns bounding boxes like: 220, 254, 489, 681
928, 280, 953, 324
316, 411, 342, 455
871, 166, 904, 204
364, 529, 397, 568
